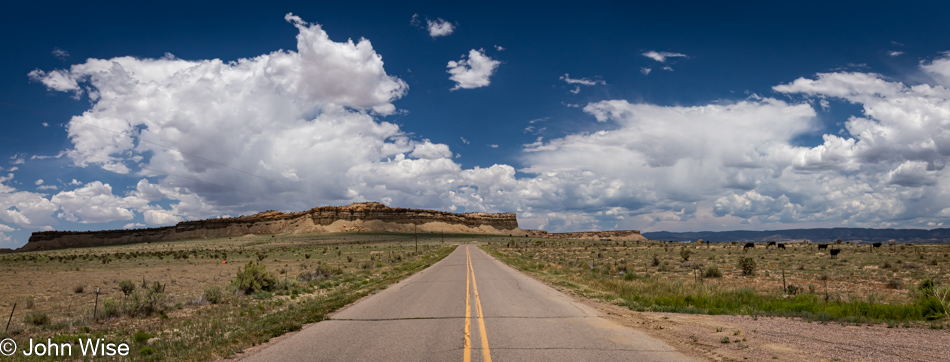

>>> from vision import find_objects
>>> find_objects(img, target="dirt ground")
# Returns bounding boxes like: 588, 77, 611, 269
577, 295, 950, 362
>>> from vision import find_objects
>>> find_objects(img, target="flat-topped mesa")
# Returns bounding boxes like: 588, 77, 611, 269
22, 202, 522, 252
25, 226, 177, 251
308, 202, 518, 229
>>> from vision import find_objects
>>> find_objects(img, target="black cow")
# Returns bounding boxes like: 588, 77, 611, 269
829, 248, 841, 258
817, 244, 829, 250
872, 242, 882, 248
767, 241, 776, 248
743, 242, 755, 249
777, 243, 786, 250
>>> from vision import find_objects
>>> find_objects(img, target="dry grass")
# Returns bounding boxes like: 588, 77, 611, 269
483, 239, 950, 325
0, 231, 466, 360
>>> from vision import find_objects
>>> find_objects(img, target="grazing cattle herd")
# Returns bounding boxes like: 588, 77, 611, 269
650, 238, 915, 260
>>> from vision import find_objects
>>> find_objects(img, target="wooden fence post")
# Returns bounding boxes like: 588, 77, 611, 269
782, 269, 787, 293
93, 288, 100, 320
5, 302, 15, 332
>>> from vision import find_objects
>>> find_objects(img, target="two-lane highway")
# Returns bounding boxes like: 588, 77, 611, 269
240, 245, 697, 361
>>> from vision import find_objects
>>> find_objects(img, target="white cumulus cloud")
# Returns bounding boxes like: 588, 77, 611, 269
447, 49, 500, 90
144, 209, 183, 226
426, 18, 455, 37
410, 141, 453, 159
520, 99, 817, 226
0, 181, 59, 229
51, 181, 146, 223
411, 14, 455, 38
511, 59, 950, 230
28, 14, 418, 216
922, 52, 950, 87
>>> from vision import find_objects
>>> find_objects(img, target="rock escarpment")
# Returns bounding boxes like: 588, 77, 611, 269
22, 202, 524, 252
307, 202, 519, 229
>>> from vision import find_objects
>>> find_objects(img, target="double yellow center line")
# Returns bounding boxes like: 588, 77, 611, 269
464, 246, 492, 362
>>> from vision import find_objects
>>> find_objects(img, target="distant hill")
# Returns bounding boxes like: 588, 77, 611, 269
642, 228, 950, 243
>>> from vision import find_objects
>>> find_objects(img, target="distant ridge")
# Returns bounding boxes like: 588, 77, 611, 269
643, 228, 950, 243
22, 202, 524, 252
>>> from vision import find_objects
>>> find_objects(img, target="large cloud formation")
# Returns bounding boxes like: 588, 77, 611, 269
27, 14, 419, 213
518, 98, 818, 230
516, 55, 950, 231
7, 13, 950, 247
16, 14, 515, 234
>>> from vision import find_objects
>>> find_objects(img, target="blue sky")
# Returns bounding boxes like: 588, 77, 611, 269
2, 1, 950, 247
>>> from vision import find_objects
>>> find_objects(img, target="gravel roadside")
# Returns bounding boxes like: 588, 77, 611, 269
582, 299, 949, 362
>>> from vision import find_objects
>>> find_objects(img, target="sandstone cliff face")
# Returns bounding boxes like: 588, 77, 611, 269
307, 202, 519, 229
22, 202, 523, 252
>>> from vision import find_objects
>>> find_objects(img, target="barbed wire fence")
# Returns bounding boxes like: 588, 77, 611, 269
1, 279, 185, 335
2, 292, 101, 334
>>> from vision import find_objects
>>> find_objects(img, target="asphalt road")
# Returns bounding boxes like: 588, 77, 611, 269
240, 245, 697, 361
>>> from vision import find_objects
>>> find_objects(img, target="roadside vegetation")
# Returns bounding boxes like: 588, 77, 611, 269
482, 239, 950, 327
0, 232, 462, 360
